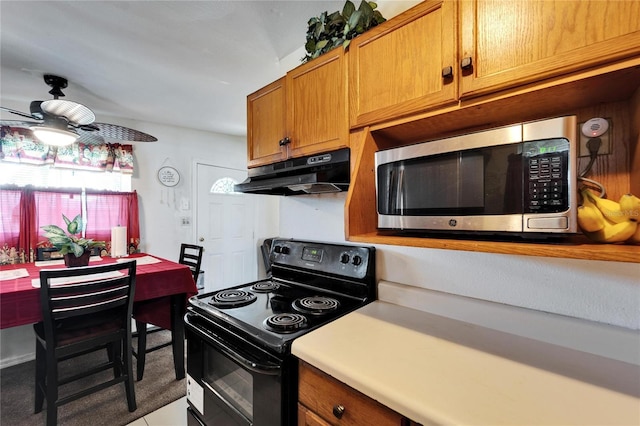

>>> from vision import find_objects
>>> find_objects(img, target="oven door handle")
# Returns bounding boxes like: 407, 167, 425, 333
186, 313, 282, 375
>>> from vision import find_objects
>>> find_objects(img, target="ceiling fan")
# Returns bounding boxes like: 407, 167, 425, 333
0, 74, 157, 146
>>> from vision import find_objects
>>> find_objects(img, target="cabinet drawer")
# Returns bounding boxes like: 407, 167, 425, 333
298, 362, 406, 426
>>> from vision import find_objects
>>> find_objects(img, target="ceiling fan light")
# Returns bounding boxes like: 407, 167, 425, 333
31, 126, 79, 146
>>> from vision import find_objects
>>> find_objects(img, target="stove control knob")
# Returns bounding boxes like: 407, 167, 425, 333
273, 245, 282, 253
281, 246, 290, 255
352, 255, 362, 266
340, 253, 350, 264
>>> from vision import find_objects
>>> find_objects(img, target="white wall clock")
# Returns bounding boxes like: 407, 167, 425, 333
157, 166, 180, 187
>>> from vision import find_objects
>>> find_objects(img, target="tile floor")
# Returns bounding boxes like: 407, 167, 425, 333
126, 396, 187, 426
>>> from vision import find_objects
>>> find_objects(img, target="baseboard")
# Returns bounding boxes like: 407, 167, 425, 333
0, 352, 35, 369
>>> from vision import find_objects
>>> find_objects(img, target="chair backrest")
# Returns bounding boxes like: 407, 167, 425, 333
38, 262, 136, 347
179, 244, 203, 282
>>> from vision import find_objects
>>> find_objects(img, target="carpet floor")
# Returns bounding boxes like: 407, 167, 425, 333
0, 330, 186, 426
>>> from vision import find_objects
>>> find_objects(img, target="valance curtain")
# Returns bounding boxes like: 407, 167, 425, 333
0, 126, 134, 173
0, 186, 140, 264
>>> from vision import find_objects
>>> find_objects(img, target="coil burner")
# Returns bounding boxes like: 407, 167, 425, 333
208, 289, 257, 308
293, 296, 340, 316
250, 282, 279, 293
263, 313, 308, 333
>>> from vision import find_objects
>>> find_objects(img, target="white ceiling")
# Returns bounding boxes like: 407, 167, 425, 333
0, 1, 352, 136
0, 1, 419, 138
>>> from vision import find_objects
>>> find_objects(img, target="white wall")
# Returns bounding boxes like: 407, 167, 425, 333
279, 193, 640, 330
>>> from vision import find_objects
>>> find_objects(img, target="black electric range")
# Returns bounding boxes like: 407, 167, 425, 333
185, 239, 376, 426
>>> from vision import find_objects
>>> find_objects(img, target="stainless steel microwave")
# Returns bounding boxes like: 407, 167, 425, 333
375, 116, 578, 237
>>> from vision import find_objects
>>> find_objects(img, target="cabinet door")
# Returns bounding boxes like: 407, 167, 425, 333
287, 48, 349, 158
349, 0, 457, 128
298, 404, 332, 426
459, 0, 640, 98
247, 77, 287, 168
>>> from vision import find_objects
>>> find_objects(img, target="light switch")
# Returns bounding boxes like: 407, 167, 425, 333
180, 197, 190, 210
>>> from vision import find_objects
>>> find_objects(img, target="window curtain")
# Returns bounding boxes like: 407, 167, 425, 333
0, 186, 139, 264
0, 189, 22, 249
85, 191, 140, 246
1, 126, 134, 173
33, 189, 83, 248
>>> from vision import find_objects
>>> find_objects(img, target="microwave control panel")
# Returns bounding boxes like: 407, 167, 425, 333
523, 138, 570, 213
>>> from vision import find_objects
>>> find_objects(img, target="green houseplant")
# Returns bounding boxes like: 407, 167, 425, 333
302, 0, 386, 63
41, 214, 105, 267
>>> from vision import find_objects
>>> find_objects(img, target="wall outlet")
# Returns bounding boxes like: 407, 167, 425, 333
578, 118, 611, 157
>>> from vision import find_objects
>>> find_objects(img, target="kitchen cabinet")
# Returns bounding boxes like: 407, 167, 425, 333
459, 0, 640, 98
344, 0, 640, 263
246, 77, 287, 168
287, 48, 349, 159
246, 48, 348, 168
348, 0, 457, 128
298, 361, 413, 426
348, 0, 640, 130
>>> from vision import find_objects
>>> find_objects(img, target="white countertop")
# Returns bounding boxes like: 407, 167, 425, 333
292, 290, 640, 425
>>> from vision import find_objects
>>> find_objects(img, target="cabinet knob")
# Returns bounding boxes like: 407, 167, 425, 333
332, 404, 345, 419
441, 66, 453, 79
279, 137, 290, 146
460, 56, 473, 70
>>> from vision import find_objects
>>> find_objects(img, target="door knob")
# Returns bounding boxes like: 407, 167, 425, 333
199, 237, 204, 242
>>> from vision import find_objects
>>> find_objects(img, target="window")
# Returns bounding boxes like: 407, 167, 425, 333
210, 177, 239, 194
0, 187, 140, 264
0, 162, 131, 191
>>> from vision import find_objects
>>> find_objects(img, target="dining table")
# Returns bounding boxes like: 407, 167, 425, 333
0, 253, 198, 380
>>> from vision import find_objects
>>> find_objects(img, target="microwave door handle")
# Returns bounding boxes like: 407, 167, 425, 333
388, 168, 405, 214
397, 167, 405, 214
389, 169, 398, 212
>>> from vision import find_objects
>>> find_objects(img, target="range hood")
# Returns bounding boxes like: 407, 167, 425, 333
234, 148, 350, 196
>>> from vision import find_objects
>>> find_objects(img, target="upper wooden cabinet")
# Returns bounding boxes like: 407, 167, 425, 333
348, 0, 640, 130
247, 77, 287, 168
246, 49, 349, 168
459, 0, 640, 98
287, 48, 349, 159
349, 0, 457, 128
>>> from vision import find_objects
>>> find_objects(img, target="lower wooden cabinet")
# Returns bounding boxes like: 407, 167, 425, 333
298, 361, 416, 426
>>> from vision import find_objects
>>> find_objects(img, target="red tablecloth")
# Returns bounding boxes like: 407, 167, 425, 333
0, 253, 198, 329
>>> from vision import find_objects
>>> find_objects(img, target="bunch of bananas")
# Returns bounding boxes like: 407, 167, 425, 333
577, 189, 640, 244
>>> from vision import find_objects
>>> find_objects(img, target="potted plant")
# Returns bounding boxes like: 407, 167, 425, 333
41, 214, 105, 267
302, 0, 386, 63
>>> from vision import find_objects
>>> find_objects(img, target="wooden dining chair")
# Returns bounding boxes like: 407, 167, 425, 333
134, 243, 203, 381
34, 261, 137, 426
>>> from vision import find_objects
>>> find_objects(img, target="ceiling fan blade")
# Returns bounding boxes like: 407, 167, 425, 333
0, 119, 40, 129
85, 122, 158, 142
0, 106, 39, 120
41, 99, 95, 125
77, 132, 105, 145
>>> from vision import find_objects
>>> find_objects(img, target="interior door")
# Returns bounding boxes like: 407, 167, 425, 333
195, 163, 256, 293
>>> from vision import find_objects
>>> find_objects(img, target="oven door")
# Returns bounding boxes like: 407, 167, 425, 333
185, 311, 295, 426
